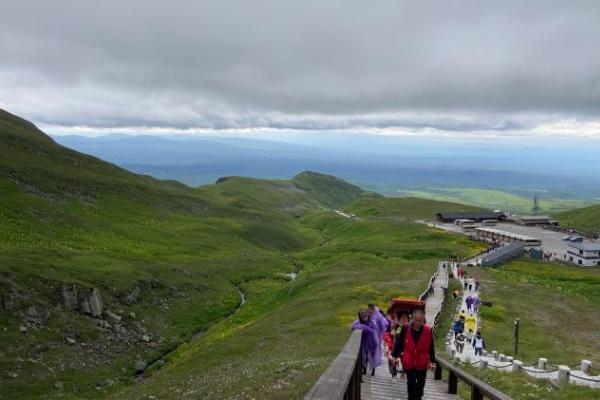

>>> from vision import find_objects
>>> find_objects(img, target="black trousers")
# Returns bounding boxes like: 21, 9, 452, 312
405, 369, 427, 400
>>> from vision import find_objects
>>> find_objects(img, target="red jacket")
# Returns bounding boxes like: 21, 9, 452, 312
401, 324, 432, 371
383, 332, 394, 350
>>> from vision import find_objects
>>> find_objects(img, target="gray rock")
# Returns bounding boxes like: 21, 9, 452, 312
7, 372, 18, 379
54, 381, 63, 390
88, 288, 103, 317
141, 335, 150, 342
114, 325, 126, 334
94, 319, 111, 329
128, 312, 136, 319
134, 360, 147, 374
19, 325, 27, 334
66, 337, 76, 345
61, 284, 79, 310
3, 292, 18, 311
26, 305, 38, 318
80, 299, 91, 315
106, 310, 122, 323
122, 286, 141, 305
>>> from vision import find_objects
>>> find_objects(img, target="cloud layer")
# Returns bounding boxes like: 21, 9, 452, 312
2, 0, 600, 136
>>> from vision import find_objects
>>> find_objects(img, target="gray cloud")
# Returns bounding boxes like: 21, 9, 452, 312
1, 0, 600, 134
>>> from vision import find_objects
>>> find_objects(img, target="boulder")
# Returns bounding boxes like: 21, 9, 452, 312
54, 381, 64, 390
61, 284, 79, 310
88, 288, 103, 317
134, 360, 147, 374
106, 310, 122, 323
66, 337, 76, 345
80, 299, 91, 315
19, 325, 28, 334
128, 312, 136, 319
141, 335, 150, 342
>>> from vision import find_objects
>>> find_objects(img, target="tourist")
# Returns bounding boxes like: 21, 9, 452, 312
368, 303, 389, 345
395, 310, 410, 380
472, 296, 480, 312
383, 323, 398, 378
473, 331, 485, 356
351, 309, 381, 376
465, 295, 473, 311
452, 316, 464, 340
393, 309, 436, 400
465, 313, 477, 337
455, 332, 466, 353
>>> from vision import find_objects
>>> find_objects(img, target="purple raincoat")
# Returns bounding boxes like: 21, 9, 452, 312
351, 320, 382, 369
373, 306, 389, 343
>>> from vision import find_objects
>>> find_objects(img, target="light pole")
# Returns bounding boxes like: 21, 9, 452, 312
514, 318, 520, 355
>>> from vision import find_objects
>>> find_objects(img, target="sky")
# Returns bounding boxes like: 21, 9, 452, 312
2, 1, 600, 139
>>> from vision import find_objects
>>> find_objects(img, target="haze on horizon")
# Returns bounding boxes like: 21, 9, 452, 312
2, 0, 600, 140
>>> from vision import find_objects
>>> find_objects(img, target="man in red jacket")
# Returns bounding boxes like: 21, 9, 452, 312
393, 309, 436, 400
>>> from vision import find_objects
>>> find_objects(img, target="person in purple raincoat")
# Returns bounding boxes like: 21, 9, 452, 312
368, 303, 389, 344
465, 295, 473, 311
351, 309, 382, 376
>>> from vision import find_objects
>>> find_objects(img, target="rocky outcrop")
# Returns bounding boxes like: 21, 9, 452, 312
60, 284, 103, 317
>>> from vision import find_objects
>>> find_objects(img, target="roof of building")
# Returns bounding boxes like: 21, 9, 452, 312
437, 211, 506, 220
569, 241, 600, 251
475, 227, 539, 242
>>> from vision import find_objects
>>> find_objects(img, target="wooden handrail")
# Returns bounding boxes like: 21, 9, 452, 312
435, 356, 513, 400
304, 329, 363, 400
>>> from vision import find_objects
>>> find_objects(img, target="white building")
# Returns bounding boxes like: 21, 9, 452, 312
566, 242, 600, 266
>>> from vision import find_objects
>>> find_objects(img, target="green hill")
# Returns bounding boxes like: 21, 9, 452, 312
0, 109, 481, 399
556, 204, 600, 236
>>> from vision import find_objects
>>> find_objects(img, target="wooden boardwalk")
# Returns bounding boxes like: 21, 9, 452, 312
361, 262, 458, 400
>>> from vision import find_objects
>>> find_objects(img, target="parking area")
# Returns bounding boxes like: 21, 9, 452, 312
421, 220, 580, 260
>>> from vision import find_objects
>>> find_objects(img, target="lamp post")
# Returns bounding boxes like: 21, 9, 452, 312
514, 318, 520, 355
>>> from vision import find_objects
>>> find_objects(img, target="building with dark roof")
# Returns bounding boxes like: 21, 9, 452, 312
436, 211, 506, 223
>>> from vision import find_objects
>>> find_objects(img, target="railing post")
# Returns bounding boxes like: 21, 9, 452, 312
435, 362, 443, 380
448, 370, 458, 394
471, 386, 484, 400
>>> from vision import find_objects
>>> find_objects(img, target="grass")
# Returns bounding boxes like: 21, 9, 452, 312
3, 108, 600, 398
399, 187, 592, 215
0, 109, 485, 399
556, 204, 600, 236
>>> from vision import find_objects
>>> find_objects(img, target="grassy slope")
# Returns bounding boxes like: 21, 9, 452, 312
111, 206, 484, 399
0, 109, 485, 399
399, 188, 592, 215
556, 204, 600, 236
346, 196, 484, 220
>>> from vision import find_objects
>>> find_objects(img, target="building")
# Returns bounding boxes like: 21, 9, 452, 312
566, 241, 600, 266
474, 227, 541, 246
505, 215, 558, 226
436, 211, 506, 223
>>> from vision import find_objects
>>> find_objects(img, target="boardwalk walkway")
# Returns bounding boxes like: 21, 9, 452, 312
361, 262, 458, 400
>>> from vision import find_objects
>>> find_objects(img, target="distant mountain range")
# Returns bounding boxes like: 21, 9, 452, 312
53, 134, 600, 208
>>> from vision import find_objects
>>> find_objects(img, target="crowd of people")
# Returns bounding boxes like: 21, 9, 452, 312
351, 304, 436, 400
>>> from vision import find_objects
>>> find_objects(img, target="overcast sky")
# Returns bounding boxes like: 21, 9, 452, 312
1, 0, 600, 138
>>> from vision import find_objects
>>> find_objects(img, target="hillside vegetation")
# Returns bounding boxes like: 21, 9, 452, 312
556, 204, 600, 236
0, 109, 485, 399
